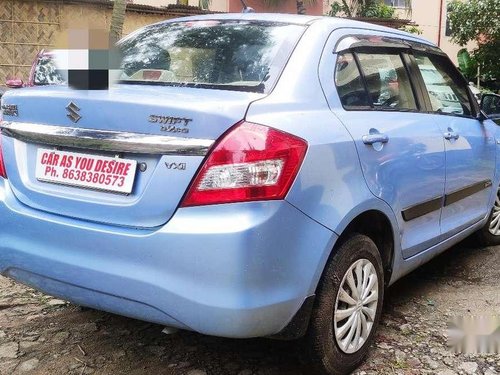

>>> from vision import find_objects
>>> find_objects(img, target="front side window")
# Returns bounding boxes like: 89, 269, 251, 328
415, 54, 472, 116
356, 52, 418, 111
118, 20, 305, 93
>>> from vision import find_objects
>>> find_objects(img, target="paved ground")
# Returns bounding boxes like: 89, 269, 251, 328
0, 237, 499, 375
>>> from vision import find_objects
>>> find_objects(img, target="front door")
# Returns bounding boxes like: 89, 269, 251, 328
414, 53, 496, 237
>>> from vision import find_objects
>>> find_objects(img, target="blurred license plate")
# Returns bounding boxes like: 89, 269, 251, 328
35, 149, 137, 194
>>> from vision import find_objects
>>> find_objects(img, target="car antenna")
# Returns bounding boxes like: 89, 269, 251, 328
240, 0, 255, 13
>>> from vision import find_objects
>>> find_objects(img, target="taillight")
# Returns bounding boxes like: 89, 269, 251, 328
0, 131, 6, 178
181, 121, 307, 207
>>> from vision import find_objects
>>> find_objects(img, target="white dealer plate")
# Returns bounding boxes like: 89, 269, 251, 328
35, 148, 137, 194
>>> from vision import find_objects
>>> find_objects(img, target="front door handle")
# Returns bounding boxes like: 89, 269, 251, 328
362, 134, 389, 145
444, 131, 459, 140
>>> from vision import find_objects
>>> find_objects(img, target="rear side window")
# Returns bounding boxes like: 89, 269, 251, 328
335, 51, 417, 111
414, 54, 472, 116
335, 52, 371, 109
356, 52, 417, 111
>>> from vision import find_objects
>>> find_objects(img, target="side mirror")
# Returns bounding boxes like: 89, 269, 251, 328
6, 79, 24, 89
476, 111, 487, 122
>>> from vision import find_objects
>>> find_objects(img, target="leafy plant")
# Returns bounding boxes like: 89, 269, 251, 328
327, 0, 410, 18
327, 1, 344, 16
457, 49, 478, 81
399, 25, 423, 34
362, 3, 395, 18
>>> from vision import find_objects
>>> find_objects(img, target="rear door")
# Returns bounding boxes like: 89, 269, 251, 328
412, 52, 496, 236
324, 34, 446, 258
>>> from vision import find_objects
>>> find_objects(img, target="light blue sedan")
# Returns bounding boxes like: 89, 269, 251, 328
0, 13, 498, 375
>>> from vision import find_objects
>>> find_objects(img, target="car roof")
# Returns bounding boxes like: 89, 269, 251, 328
153, 13, 436, 48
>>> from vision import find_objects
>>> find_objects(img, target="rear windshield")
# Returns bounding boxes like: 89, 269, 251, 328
118, 20, 305, 93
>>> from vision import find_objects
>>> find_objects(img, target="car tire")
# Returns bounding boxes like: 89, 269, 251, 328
476, 187, 500, 246
300, 233, 384, 375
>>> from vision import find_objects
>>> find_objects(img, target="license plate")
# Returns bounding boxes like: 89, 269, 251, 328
35, 149, 137, 194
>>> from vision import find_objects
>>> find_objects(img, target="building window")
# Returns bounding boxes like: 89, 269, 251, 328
384, 0, 409, 8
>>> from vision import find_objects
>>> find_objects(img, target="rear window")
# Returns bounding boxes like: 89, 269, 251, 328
118, 20, 306, 93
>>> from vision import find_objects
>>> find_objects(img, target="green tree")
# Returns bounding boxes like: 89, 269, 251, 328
327, 0, 411, 18
448, 0, 500, 80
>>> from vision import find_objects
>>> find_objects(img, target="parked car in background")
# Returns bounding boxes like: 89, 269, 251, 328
0, 14, 498, 375
5, 50, 66, 89
481, 93, 500, 124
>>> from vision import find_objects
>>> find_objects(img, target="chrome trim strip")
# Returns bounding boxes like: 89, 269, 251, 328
0, 121, 214, 156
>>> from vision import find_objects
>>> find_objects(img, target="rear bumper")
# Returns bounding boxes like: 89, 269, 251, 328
0, 180, 336, 338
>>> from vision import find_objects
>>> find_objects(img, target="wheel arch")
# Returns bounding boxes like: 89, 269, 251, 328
328, 199, 400, 288
335, 209, 395, 286
273, 203, 399, 340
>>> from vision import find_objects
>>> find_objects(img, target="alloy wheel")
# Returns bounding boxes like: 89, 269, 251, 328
488, 189, 500, 235
333, 258, 379, 354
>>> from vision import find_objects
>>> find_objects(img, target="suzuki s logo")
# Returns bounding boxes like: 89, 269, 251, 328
66, 102, 81, 123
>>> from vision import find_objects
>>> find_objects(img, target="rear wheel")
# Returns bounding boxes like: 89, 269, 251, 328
301, 234, 384, 375
476, 186, 500, 246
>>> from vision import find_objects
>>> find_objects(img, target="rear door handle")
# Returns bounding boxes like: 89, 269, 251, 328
362, 134, 389, 145
444, 131, 459, 140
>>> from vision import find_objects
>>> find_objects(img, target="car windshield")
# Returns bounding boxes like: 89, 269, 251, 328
117, 20, 306, 93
